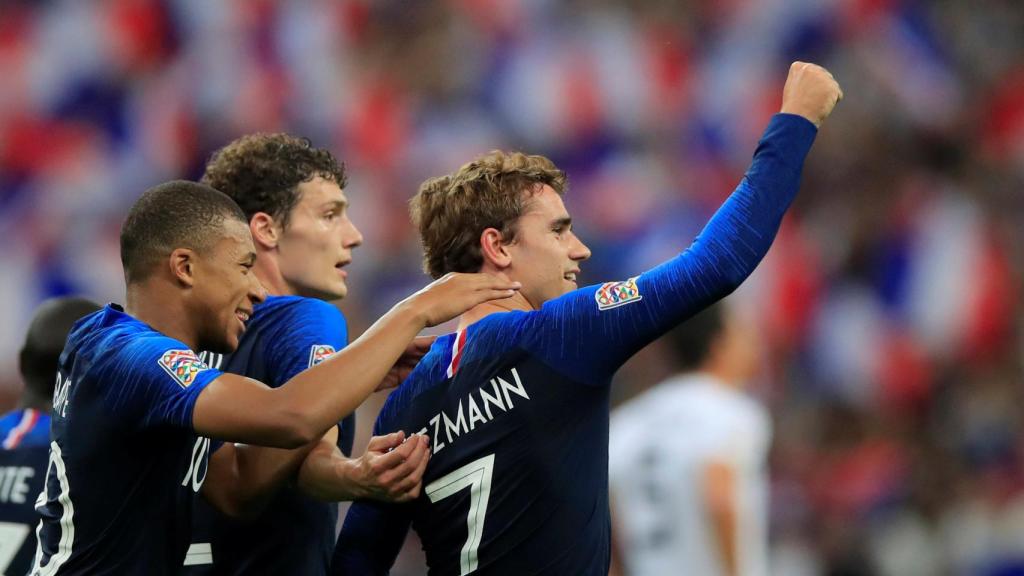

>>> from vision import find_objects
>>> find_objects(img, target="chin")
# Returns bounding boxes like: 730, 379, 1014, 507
199, 328, 239, 355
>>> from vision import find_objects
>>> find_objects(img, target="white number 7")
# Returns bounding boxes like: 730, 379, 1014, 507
425, 454, 495, 576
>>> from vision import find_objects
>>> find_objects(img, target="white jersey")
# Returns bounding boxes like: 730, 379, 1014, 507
609, 374, 771, 576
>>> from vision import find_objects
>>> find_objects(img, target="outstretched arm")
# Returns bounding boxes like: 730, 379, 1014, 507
525, 63, 841, 383
191, 273, 520, 448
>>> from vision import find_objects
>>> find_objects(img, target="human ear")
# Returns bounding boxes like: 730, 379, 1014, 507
480, 227, 512, 269
250, 212, 279, 250
169, 248, 196, 287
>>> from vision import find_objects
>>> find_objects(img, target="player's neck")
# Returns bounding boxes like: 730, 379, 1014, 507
20, 389, 51, 412
125, 283, 200, 350
457, 292, 533, 330
253, 257, 290, 297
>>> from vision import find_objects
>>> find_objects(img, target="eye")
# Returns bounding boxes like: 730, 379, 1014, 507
324, 210, 340, 221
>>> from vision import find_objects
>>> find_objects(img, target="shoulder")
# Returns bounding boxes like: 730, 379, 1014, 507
377, 336, 450, 429
458, 310, 536, 361
0, 410, 25, 438
249, 296, 347, 348
255, 296, 346, 326
80, 318, 198, 385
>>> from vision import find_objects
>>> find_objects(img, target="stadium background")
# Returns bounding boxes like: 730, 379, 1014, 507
1, 0, 1023, 574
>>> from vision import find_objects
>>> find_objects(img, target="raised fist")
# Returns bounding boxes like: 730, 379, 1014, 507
780, 61, 843, 128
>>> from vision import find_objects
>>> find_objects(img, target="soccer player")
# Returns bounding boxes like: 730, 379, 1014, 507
183, 134, 433, 574
0, 297, 100, 576
609, 303, 770, 576
332, 62, 841, 575
31, 181, 519, 574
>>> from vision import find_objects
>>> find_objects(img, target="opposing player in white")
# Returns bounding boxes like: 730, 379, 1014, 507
609, 302, 771, 576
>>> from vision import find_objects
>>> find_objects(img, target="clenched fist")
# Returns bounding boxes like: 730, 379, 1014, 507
780, 61, 843, 128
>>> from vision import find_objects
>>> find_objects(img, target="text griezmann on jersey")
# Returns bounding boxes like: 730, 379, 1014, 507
415, 367, 530, 454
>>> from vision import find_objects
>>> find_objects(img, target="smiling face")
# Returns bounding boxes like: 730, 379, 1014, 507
274, 176, 364, 300
189, 218, 266, 353
505, 185, 592, 308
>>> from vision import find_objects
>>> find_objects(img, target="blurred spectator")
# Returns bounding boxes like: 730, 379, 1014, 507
1, 0, 1023, 572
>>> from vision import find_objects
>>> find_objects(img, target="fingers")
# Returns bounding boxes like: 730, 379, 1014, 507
375, 435, 430, 499
410, 335, 436, 354
780, 60, 842, 127
366, 431, 405, 453
419, 272, 523, 326
388, 436, 431, 502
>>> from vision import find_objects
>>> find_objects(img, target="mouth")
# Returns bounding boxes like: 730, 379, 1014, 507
335, 260, 351, 278
563, 270, 579, 284
235, 310, 251, 324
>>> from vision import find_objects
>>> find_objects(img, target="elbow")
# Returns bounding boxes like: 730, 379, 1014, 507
265, 410, 319, 449
215, 496, 250, 521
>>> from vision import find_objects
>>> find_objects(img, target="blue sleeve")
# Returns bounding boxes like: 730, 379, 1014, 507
331, 414, 411, 575
91, 335, 222, 430
264, 299, 348, 387
522, 114, 817, 385
332, 500, 411, 575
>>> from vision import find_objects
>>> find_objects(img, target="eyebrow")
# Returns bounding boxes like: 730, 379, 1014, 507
322, 199, 348, 211
551, 217, 572, 229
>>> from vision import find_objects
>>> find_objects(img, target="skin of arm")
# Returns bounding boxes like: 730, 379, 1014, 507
703, 459, 739, 576
193, 273, 518, 448
297, 430, 430, 502
608, 495, 628, 576
193, 273, 516, 517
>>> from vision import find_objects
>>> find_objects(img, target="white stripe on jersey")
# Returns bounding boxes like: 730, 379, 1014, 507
183, 543, 214, 566
31, 441, 75, 576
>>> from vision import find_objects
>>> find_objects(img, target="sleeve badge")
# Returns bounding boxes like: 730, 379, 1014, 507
595, 276, 643, 311
158, 350, 210, 389
308, 344, 337, 368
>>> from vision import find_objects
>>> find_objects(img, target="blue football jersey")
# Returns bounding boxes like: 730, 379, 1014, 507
184, 296, 349, 576
0, 408, 50, 576
332, 113, 817, 576
32, 305, 222, 575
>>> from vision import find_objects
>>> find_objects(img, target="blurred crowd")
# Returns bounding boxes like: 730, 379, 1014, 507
2, 0, 1023, 574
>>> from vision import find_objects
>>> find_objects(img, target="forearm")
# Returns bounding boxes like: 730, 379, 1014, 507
203, 440, 319, 519
297, 445, 366, 502
274, 303, 424, 439
683, 113, 817, 291
709, 500, 739, 576
537, 115, 818, 382
704, 461, 739, 576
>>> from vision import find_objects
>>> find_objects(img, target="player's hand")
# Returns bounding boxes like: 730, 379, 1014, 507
376, 336, 436, 391
404, 272, 521, 328
780, 61, 843, 128
353, 431, 430, 502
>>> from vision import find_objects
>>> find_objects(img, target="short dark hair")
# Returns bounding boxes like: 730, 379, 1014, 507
201, 133, 347, 228
665, 302, 726, 372
410, 150, 567, 278
20, 296, 102, 400
120, 180, 247, 284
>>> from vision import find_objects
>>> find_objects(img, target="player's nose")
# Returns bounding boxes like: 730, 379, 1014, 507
249, 274, 267, 304
343, 218, 364, 249
570, 233, 592, 261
